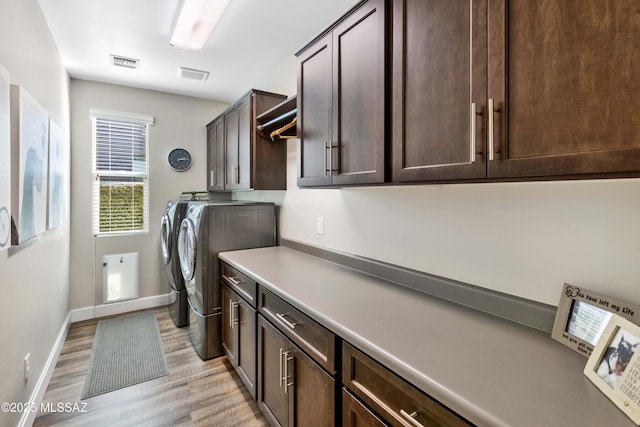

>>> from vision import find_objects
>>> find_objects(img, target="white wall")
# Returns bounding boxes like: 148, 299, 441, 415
69, 80, 229, 309
241, 142, 640, 308
254, 54, 298, 97
0, 1, 70, 425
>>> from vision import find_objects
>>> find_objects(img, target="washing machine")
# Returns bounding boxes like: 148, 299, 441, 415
177, 201, 276, 360
160, 200, 189, 327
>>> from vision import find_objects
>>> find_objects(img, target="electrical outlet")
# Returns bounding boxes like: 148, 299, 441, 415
24, 353, 30, 382
316, 217, 324, 235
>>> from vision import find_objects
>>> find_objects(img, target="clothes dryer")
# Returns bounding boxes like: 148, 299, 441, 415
177, 201, 276, 360
161, 200, 189, 327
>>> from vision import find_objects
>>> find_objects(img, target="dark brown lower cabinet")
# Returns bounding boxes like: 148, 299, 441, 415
257, 315, 335, 427
343, 342, 471, 427
221, 284, 257, 399
343, 388, 387, 427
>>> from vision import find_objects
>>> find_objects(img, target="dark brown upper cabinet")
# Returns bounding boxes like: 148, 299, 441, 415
207, 116, 225, 191
392, 0, 487, 183
487, 0, 640, 179
296, 0, 387, 187
393, 0, 640, 183
206, 89, 287, 192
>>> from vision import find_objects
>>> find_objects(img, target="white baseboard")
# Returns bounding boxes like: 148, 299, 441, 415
70, 293, 171, 323
18, 312, 71, 427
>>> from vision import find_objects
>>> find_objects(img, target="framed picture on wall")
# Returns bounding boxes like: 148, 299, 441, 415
551, 283, 640, 357
584, 315, 640, 424
11, 85, 49, 243
0, 64, 10, 250
48, 119, 64, 229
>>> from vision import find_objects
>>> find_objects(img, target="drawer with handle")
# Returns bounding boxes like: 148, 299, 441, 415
343, 342, 472, 427
221, 262, 257, 307
343, 387, 386, 427
258, 286, 336, 374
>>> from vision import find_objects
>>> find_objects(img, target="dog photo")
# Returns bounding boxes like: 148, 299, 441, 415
596, 328, 640, 388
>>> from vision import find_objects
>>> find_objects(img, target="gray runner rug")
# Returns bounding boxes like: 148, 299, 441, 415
81, 311, 169, 399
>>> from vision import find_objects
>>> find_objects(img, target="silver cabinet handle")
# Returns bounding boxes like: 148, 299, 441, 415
324, 139, 338, 175
283, 351, 293, 394
229, 299, 239, 328
330, 139, 338, 173
470, 102, 477, 163
488, 98, 494, 161
210, 170, 215, 187
230, 165, 239, 184
324, 140, 330, 175
488, 98, 499, 161
330, 139, 333, 174
400, 409, 425, 427
226, 276, 242, 286
276, 312, 299, 330
232, 301, 239, 328
279, 348, 284, 388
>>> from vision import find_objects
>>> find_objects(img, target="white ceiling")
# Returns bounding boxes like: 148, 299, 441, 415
36, 0, 358, 102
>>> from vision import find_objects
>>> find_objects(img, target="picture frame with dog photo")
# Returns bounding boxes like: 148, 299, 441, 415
584, 315, 640, 425
551, 283, 640, 358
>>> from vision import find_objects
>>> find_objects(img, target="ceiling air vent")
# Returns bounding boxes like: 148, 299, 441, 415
178, 67, 209, 81
111, 55, 140, 70
111, 55, 139, 69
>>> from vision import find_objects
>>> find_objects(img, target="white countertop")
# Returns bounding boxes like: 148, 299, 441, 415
219, 246, 633, 427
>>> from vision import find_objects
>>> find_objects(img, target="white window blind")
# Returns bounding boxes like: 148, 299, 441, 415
91, 109, 153, 235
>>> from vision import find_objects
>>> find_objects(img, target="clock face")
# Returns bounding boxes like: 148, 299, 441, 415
168, 148, 192, 172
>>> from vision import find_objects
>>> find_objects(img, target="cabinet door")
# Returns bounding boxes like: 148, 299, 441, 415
488, 0, 640, 178
207, 124, 215, 191
207, 117, 225, 191
290, 345, 336, 427
297, 33, 333, 187
392, 0, 487, 182
225, 106, 240, 189
258, 316, 290, 427
236, 97, 252, 190
236, 296, 257, 399
221, 285, 237, 366
332, 0, 387, 186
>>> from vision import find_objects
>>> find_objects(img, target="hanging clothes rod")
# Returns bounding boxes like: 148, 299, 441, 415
257, 108, 297, 131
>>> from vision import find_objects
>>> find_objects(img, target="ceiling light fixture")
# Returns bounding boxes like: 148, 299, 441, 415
170, 0, 232, 51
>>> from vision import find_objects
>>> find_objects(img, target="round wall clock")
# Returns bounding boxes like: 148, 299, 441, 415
168, 148, 192, 172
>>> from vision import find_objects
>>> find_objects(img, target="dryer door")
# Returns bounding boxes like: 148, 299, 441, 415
160, 214, 172, 265
178, 218, 197, 282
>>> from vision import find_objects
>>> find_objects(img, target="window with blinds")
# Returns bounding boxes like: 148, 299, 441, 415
91, 109, 153, 235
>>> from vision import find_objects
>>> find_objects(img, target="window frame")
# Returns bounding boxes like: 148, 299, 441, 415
90, 109, 153, 236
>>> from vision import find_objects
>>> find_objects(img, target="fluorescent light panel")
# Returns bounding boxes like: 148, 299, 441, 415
170, 0, 232, 51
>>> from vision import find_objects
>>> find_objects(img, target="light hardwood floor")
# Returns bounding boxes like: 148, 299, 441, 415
34, 307, 268, 427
